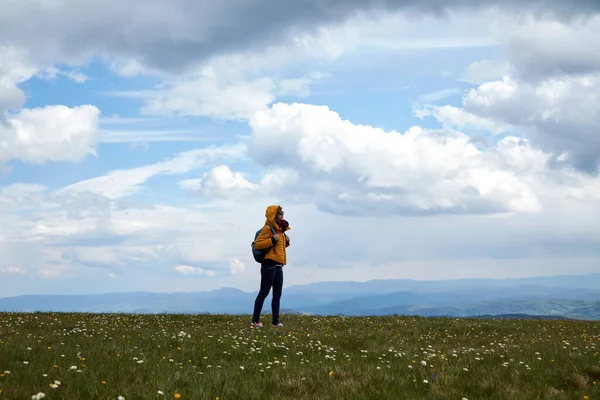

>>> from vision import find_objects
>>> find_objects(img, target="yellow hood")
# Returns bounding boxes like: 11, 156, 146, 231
265, 204, 290, 231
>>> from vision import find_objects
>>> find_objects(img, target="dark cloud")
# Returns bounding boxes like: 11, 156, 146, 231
502, 15, 600, 82
0, 0, 598, 73
459, 74, 600, 173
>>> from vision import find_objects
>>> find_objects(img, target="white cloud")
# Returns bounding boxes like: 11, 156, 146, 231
109, 59, 156, 77
414, 104, 511, 135
0, 183, 46, 208
181, 165, 258, 197
37, 267, 65, 278
111, 70, 328, 121
0, 266, 26, 274
180, 164, 297, 200
0, 45, 37, 115
38, 66, 88, 83
230, 258, 246, 275
3, 2, 600, 298
63, 144, 246, 199
418, 88, 463, 103
138, 76, 277, 120
2, 159, 600, 296
0, 46, 102, 166
0, 105, 100, 164
418, 74, 600, 171
64, 70, 88, 83
247, 102, 542, 216
174, 265, 216, 277
462, 59, 511, 84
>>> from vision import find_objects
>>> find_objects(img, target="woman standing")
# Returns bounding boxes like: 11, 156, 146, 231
251, 205, 290, 328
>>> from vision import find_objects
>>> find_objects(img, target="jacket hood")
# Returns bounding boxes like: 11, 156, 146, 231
265, 204, 290, 231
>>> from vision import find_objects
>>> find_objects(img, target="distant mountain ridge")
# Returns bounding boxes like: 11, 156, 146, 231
1, 273, 599, 320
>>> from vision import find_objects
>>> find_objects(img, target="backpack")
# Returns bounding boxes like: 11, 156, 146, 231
251, 224, 277, 263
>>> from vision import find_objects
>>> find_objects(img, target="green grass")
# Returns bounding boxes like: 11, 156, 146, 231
1, 312, 599, 400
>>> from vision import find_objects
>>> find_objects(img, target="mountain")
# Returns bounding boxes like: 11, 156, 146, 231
1, 273, 599, 320
350, 300, 600, 320
284, 273, 600, 296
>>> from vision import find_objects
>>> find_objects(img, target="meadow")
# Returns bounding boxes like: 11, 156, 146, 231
0, 313, 599, 400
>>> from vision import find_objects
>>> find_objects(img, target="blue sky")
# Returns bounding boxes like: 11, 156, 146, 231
1, 2, 600, 297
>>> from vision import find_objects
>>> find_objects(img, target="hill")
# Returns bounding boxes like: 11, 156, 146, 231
1, 273, 600, 320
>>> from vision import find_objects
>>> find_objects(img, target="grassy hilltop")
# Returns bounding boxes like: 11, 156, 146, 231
0, 313, 599, 400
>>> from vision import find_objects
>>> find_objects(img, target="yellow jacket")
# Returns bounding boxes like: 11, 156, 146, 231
253, 205, 290, 265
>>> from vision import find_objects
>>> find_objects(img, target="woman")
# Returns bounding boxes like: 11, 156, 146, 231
251, 205, 290, 328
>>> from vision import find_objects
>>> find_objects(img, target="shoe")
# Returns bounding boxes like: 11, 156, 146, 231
250, 322, 263, 328
272, 323, 283, 328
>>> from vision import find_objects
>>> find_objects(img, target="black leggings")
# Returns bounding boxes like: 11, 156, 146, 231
252, 264, 283, 324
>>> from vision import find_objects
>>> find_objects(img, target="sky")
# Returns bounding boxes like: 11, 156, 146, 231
1, 1, 600, 297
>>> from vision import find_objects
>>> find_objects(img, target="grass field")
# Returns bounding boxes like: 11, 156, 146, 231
0, 313, 599, 399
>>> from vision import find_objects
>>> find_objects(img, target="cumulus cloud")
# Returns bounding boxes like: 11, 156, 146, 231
421, 13, 600, 173
0, 105, 101, 164
244, 102, 545, 216
179, 165, 258, 197
0, 46, 101, 166
419, 74, 600, 172
180, 165, 297, 199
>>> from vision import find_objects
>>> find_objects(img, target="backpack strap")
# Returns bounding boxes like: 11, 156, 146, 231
267, 224, 277, 235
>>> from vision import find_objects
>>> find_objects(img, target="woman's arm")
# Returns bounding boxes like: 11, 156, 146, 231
253, 225, 278, 250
